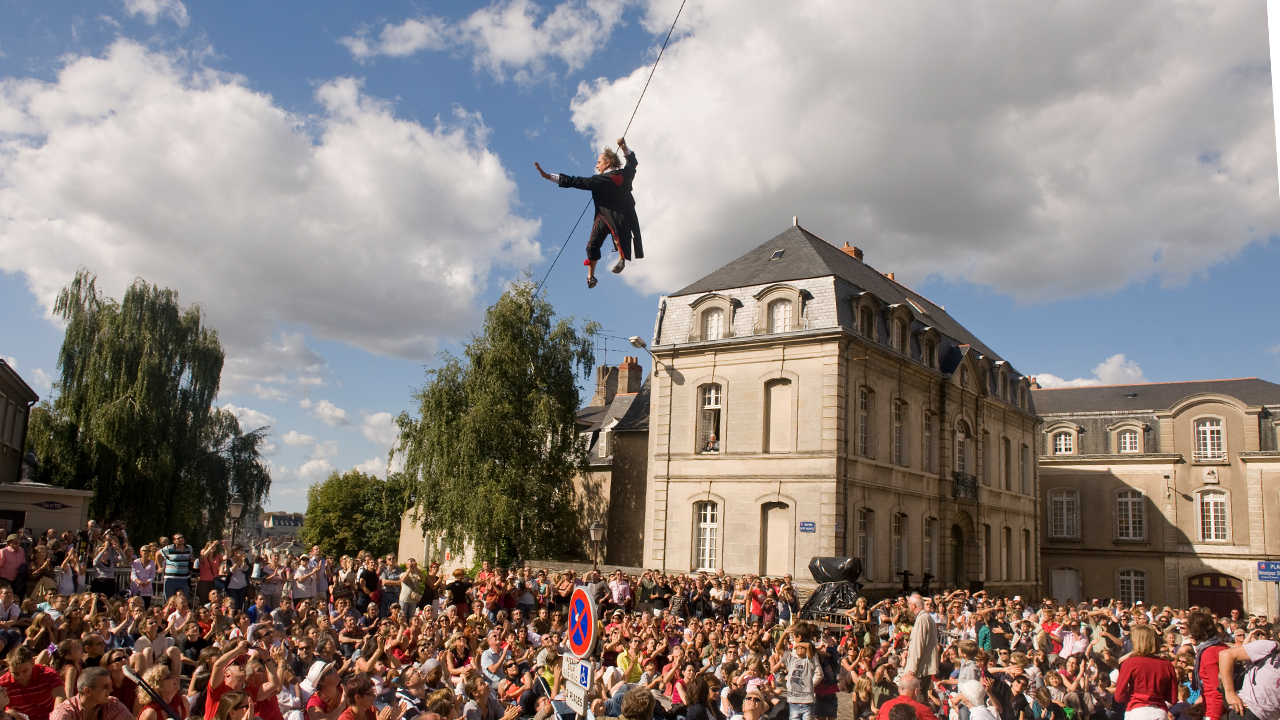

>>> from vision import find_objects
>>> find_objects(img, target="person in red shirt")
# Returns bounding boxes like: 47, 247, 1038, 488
136, 664, 189, 720
1114, 625, 1177, 720
305, 663, 349, 720
1, 646, 68, 720
876, 673, 939, 720
1187, 612, 1226, 720
205, 640, 251, 720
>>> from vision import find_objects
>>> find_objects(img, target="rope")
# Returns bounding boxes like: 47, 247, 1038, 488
533, 0, 689, 297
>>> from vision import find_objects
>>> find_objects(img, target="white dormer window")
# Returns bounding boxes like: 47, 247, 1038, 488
1053, 431, 1074, 455
702, 308, 724, 341
768, 299, 793, 333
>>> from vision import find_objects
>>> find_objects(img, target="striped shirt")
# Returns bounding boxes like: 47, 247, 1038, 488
1, 664, 63, 720
159, 544, 193, 579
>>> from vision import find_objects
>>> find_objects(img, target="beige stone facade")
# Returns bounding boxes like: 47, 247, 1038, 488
641, 226, 1041, 596
1034, 378, 1280, 615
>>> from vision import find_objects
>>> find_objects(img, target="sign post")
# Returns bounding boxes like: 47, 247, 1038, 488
564, 586, 599, 716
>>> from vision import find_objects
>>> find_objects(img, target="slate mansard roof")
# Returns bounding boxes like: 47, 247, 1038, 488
667, 225, 1012, 371
1032, 377, 1280, 415
576, 378, 651, 433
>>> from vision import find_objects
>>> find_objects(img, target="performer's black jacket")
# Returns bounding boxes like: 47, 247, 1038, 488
557, 150, 645, 260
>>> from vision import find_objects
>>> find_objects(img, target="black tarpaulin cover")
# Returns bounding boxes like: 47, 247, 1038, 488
808, 557, 863, 584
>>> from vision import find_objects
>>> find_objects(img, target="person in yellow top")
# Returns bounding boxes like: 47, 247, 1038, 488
616, 636, 645, 684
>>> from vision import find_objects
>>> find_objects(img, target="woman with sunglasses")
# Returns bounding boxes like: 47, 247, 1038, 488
135, 664, 187, 720
100, 650, 139, 714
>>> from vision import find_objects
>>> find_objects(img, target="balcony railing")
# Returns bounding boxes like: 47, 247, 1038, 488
952, 471, 979, 501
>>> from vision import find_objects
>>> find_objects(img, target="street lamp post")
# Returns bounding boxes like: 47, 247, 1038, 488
229, 494, 245, 547
589, 522, 605, 572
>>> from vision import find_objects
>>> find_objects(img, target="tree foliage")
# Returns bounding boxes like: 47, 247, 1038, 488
298, 469, 409, 558
24, 270, 271, 545
394, 279, 597, 565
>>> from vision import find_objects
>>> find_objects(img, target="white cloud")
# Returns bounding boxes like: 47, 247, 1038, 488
1035, 354, 1148, 388
308, 399, 350, 427
296, 458, 335, 481
353, 452, 404, 477
340, 0, 630, 80
120, 0, 189, 27
251, 384, 288, 402
31, 369, 53, 391
2, 356, 14, 368
307, 439, 340, 461
360, 411, 398, 447
564, 0, 1279, 301
222, 403, 276, 431
281, 431, 315, 447
259, 442, 279, 457
1269, 343, 1280, 361
0, 40, 541, 390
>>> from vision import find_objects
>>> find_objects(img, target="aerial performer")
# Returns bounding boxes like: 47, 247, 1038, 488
535, 137, 643, 289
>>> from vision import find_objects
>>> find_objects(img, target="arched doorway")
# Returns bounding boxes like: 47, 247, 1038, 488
951, 525, 964, 588
1188, 573, 1243, 616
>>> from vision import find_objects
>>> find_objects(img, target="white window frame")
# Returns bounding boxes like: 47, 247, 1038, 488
1118, 429, 1140, 454
1197, 489, 1229, 542
1115, 490, 1145, 541
891, 513, 906, 576
859, 306, 875, 338
695, 501, 719, 571
1050, 488, 1079, 539
923, 412, 935, 472
1118, 568, 1147, 605
701, 308, 725, 341
1194, 417, 1226, 462
698, 384, 722, 454
955, 421, 970, 474
892, 400, 906, 466
923, 517, 937, 576
767, 299, 793, 334
1052, 431, 1074, 455
857, 508, 873, 580
857, 387, 873, 458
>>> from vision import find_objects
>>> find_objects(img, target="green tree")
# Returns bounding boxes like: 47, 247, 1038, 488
394, 279, 597, 565
298, 469, 409, 558
24, 270, 271, 544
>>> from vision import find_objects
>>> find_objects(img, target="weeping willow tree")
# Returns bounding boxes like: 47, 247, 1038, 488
394, 279, 597, 565
25, 270, 271, 544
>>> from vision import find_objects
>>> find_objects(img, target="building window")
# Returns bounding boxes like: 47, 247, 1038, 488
1002, 437, 1012, 491
1022, 529, 1032, 580
1198, 490, 1228, 541
597, 430, 609, 458
1050, 489, 1079, 539
923, 340, 937, 368
983, 524, 993, 579
923, 517, 937, 576
955, 421, 970, 474
695, 502, 719, 571
1118, 569, 1146, 605
764, 378, 792, 453
1194, 418, 1225, 462
1118, 429, 1140, 454
1003, 526, 1012, 581
1020, 444, 1031, 494
856, 508, 873, 580
923, 412, 935, 472
859, 306, 874, 338
768, 299, 793, 334
981, 431, 991, 485
857, 388, 873, 458
1116, 490, 1145, 540
891, 513, 906, 577
1052, 431, 1074, 455
892, 400, 906, 466
698, 384, 722, 453
891, 319, 906, 353
1000, 372, 1009, 400
701, 308, 725, 341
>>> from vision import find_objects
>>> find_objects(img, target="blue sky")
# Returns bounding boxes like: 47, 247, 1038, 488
1, 0, 1277, 511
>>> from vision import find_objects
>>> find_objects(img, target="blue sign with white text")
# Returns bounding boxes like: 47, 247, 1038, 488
1259, 561, 1280, 582
799, 521, 816, 533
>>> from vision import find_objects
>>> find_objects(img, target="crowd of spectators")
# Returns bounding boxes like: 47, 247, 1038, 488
0, 520, 1275, 720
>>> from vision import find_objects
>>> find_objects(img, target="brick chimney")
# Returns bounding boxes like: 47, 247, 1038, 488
842, 243, 864, 261
589, 364, 618, 406
1029, 376, 1041, 389
618, 356, 643, 394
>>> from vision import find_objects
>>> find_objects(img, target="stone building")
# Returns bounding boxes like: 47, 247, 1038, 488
1033, 378, 1280, 615
574, 357, 650, 567
0, 360, 38, 485
642, 224, 1041, 596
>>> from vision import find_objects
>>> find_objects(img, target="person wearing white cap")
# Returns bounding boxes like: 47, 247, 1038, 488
952, 680, 998, 720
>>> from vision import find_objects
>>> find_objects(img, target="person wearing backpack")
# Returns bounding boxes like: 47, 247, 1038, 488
1217, 626, 1280, 720
1186, 612, 1227, 720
